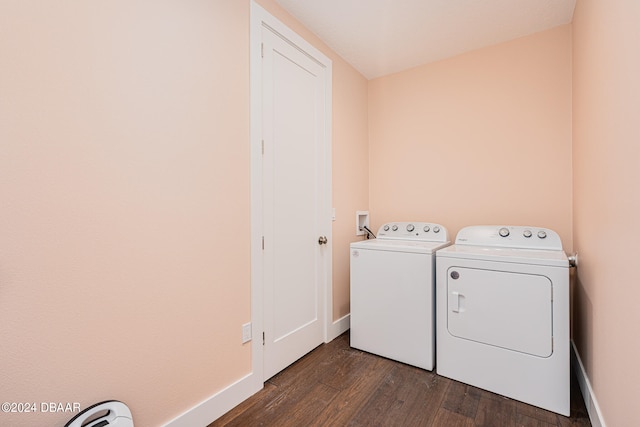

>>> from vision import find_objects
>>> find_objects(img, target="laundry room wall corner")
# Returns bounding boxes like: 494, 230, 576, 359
368, 25, 573, 249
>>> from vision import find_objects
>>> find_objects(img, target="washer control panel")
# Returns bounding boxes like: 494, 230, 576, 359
377, 222, 449, 242
455, 225, 563, 250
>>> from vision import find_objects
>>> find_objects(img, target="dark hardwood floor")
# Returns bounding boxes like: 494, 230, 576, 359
210, 332, 591, 427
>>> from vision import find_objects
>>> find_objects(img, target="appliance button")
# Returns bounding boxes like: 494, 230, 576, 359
523, 230, 532, 238
499, 227, 510, 237
433, 226, 440, 233
406, 224, 415, 232
383, 225, 390, 231
423, 225, 430, 232
392, 225, 398, 231
537, 230, 547, 239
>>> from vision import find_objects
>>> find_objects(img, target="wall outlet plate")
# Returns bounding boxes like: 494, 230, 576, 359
242, 322, 252, 343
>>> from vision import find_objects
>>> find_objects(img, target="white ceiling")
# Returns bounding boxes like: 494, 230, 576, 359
274, 0, 576, 79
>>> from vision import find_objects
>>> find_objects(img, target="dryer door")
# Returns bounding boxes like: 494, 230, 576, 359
446, 266, 553, 357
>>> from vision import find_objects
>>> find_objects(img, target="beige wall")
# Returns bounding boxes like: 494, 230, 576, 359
0, 1, 367, 426
572, 1, 640, 425
0, 1, 252, 426
369, 26, 573, 249
330, 64, 369, 319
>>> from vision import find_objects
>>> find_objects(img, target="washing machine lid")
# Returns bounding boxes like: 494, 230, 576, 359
351, 221, 450, 253
351, 238, 449, 254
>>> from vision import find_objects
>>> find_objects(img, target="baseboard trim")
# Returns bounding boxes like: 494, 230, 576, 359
326, 313, 350, 342
164, 315, 350, 426
571, 341, 606, 427
162, 372, 262, 427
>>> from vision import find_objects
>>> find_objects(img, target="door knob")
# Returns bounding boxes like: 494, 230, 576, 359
318, 236, 328, 245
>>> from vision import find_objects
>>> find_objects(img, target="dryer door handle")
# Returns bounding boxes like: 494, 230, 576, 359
451, 291, 465, 313
452, 291, 460, 313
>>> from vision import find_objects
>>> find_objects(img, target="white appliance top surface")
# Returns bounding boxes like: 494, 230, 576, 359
351, 222, 450, 254
351, 238, 450, 254
438, 225, 567, 267
454, 225, 563, 250
436, 244, 568, 267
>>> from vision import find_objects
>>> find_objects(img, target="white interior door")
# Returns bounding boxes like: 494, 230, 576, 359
261, 25, 330, 380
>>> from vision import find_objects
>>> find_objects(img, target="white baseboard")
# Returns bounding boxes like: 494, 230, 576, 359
326, 313, 350, 342
162, 372, 262, 427
571, 341, 606, 427
164, 315, 349, 427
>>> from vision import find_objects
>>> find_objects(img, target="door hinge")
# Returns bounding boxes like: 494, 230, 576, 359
262, 332, 265, 345
261, 43, 264, 58
262, 236, 264, 250
261, 139, 264, 155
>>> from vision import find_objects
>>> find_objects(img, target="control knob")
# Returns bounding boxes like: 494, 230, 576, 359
406, 224, 415, 232
423, 225, 430, 232
433, 226, 440, 233
383, 225, 390, 231
392, 225, 398, 231
523, 230, 532, 238
499, 227, 510, 237
537, 230, 547, 239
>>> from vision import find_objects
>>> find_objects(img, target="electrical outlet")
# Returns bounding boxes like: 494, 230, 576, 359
242, 322, 252, 344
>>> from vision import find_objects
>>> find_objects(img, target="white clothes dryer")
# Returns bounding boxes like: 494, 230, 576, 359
350, 222, 450, 370
436, 225, 570, 415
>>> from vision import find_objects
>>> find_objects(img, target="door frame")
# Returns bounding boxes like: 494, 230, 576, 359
249, 1, 333, 384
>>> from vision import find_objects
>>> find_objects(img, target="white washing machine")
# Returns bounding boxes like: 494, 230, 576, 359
350, 222, 450, 370
436, 225, 570, 415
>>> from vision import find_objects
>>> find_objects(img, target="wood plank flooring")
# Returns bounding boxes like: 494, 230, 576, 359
209, 332, 591, 427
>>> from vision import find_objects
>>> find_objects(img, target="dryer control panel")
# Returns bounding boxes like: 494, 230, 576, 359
377, 222, 449, 242
455, 225, 563, 251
